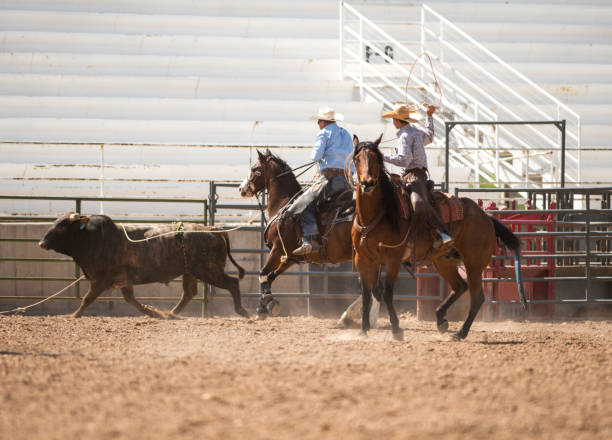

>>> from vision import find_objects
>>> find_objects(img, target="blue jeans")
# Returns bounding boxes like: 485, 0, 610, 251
300, 175, 350, 237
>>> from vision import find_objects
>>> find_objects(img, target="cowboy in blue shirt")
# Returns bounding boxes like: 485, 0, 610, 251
292, 107, 353, 256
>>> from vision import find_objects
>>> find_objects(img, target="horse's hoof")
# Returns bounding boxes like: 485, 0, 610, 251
392, 329, 404, 341
437, 319, 449, 334
237, 308, 251, 319
451, 332, 465, 341
165, 312, 183, 320
255, 313, 268, 321
358, 329, 368, 338
266, 299, 280, 316
336, 317, 359, 329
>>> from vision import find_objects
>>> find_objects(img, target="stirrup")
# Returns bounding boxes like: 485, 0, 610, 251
433, 232, 453, 249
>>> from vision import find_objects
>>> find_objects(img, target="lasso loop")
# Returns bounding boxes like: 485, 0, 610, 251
405, 52, 443, 109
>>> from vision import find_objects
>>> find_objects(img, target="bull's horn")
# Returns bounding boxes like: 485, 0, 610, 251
69, 213, 80, 222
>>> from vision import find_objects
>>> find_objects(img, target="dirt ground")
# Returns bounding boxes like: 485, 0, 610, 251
0, 314, 610, 440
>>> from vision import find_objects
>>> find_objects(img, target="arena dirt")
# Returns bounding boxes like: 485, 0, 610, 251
1, 314, 610, 439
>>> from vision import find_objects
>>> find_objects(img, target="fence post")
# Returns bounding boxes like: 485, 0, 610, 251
585, 193, 591, 301
445, 122, 452, 192
560, 119, 566, 188
208, 181, 216, 226
75, 198, 82, 298
202, 199, 208, 317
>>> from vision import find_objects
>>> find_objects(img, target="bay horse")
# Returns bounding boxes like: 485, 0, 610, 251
352, 135, 526, 340
239, 149, 375, 320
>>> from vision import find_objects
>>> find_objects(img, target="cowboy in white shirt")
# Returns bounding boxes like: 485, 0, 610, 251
382, 104, 451, 249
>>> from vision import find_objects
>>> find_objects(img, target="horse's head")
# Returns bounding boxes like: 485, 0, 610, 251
352, 133, 384, 194
239, 149, 270, 197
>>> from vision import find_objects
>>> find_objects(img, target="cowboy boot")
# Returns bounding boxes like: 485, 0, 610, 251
292, 234, 320, 256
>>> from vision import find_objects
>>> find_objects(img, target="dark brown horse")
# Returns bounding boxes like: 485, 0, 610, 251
352, 135, 526, 340
239, 149, 361, 319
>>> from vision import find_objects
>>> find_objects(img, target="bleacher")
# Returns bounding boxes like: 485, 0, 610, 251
0, 0, 610, 207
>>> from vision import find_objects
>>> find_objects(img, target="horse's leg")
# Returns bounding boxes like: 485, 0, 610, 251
337, 281, 381, 329
432, 258, 468, 334
383, 260, 403, 340
257, 242, 295, 318
356, 264, 378, 337
453, 265, 485, 340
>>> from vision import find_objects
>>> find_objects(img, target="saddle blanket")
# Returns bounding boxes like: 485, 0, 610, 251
431, 192, 464, 224
393, 185, 464, 225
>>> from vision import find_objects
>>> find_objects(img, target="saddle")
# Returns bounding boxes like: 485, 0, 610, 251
390, 174, 464, 226
264, 186, 355, 257
317, 189, 355, 226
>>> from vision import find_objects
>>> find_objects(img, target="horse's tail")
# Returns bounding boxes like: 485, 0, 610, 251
490, 216, 527, 310
222, 233, 245, 280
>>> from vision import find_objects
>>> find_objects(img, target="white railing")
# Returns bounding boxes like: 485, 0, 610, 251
340, 1, 582, 187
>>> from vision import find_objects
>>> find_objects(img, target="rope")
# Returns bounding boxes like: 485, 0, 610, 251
405, 52, 443, 108
344, 151, 356, 191
379, 52, 444, 146
0, 276, 86, 315
120, 222, 245, 243
378, 225, 412, 249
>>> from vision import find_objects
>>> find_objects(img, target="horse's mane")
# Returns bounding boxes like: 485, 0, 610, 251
264, 151, 302, 194
354, 141, 400, 231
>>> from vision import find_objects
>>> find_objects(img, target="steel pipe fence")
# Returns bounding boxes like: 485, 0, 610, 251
0, 195, 211, 316
1, 186, 611, 317
455, 187, 612, 305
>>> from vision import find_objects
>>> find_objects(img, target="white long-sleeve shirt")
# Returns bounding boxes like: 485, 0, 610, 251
383, 115, 433, 174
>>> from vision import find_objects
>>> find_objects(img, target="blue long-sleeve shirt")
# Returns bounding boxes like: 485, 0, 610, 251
311, 123, 353, 171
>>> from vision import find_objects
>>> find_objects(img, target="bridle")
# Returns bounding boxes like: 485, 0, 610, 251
353, 146, 381, 192
243, 159, 316, 226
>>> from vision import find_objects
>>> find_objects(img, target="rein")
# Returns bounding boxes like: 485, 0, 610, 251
249, 160, 315, 227
272, 161, 316, 181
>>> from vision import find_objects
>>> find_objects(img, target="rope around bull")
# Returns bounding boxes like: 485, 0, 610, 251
119, 222, 245, 243
0, 275, 86, 315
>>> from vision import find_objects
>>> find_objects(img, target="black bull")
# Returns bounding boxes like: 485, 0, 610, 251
38, 213, 250, 319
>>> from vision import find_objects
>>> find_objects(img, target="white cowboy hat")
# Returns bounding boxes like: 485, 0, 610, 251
381, 104, 422, 123
309, 107, 344, 122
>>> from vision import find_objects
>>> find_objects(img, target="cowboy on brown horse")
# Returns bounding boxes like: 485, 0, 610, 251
291, 107, 354, 256
381, 103, 452, 249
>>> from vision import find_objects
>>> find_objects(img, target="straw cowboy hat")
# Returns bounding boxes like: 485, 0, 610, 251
381, 104, 422, 123
309, 107, 344, 122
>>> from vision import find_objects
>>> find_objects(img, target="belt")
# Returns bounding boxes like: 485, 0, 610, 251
402, 167, 428, 176
321, 168, 345, 179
